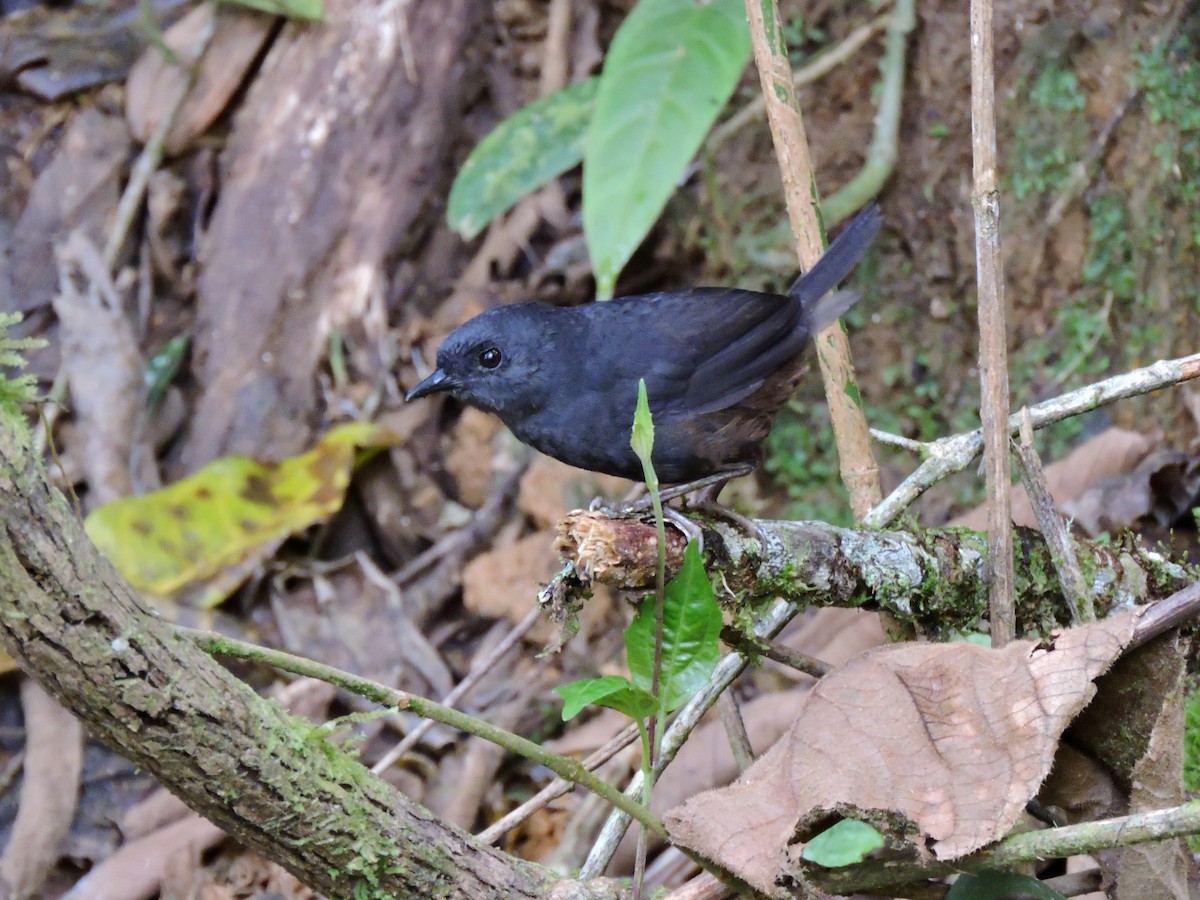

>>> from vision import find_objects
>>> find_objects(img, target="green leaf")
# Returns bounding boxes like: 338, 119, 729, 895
145, 336, 189, 415
631, 378, 654, 465
556, 676, 656, 721
220, 0, 324, 21
801, 819, 885, 868
945, 871, 1066, 900
626, 540, 722, 713
448, 78, 598, 239
583, 0, 750, 298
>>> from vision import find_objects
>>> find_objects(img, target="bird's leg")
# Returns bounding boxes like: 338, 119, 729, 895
678, 471, 766, 549
620, 466, 755, 512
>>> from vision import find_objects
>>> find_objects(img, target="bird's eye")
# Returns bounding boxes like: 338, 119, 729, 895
479, 347, 502, 370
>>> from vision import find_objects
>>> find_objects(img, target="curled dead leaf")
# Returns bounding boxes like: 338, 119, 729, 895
125, 3, 273, 156
665, 610, 1139, 894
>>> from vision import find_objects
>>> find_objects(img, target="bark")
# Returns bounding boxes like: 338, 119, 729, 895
183, 0, 484, 470
0, 412, 617, 900
555, 511, 1191, 636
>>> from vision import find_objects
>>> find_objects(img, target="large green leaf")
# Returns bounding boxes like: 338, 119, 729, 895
626, 540, 722, 714
448, 78, 598, 239
583, 0, 750, 298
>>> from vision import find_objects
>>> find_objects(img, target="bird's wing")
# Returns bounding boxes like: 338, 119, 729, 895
598, 288, 805, 416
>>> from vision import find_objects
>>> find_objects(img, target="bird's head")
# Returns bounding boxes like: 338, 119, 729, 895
405, 303, 557, 418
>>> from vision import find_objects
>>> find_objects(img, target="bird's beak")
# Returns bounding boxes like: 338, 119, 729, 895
406, 368, 454, 401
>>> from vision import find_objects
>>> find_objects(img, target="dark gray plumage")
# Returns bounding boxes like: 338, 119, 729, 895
407, 204, 882, 483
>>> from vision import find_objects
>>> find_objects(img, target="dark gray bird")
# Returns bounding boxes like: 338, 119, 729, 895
407, 204, 882, 485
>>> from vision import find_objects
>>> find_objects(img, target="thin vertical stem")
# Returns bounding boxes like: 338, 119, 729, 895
969, 0, 1015, 646
743, 0, 882, 520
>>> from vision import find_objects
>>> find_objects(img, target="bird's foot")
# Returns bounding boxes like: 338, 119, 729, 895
680, 481, 765, 550
618, 466, 755, 513
662, 506, 705, 554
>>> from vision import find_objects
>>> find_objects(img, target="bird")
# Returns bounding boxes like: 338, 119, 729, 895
407, 204, 882, 489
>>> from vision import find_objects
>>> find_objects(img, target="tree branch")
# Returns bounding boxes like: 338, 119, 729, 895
554, 511, 1191, 636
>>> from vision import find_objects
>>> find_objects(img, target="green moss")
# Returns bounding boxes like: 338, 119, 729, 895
1008, 65, 1087, 200
1185, 689, 1200, 794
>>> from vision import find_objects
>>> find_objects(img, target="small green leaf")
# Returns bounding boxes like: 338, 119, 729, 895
945, 871, 1066, 900
583, 0, 750, 297
448, 78, 598, 239
145, 336, 189, 415
801, 819, 885, 867
556, 676, 656, 721
631, 378, 654, 463
220, 0, 324, 21
626, 540, 722, 714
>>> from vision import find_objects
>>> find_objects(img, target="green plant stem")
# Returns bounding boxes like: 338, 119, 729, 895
637, 442, 667, 900
647, 480, 667, 764
816, 800, 1200, 895
180, 626, 667, 840
822, 0, 914, 222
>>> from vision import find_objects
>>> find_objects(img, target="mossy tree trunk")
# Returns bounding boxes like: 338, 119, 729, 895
0, 415, 618, 899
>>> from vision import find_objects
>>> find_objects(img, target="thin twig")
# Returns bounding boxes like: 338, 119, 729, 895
105, 8, 218, 268
863, 352, 1200, 528
868, 428, 931, 454
969, 0, 1015, 647
742, 0, 881, 520
816, 800, 1200, 895
719, 625, 831, 678
706, 11, 892, 159
180, 627, 667, 839
476, 720, 640, 844
371, 605, 541, 774
1012, 410, 1092, 622
716, 692, 754, 773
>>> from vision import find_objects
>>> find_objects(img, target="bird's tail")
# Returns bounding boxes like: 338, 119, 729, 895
803, 289, 860, 334
786, 203, 883, 316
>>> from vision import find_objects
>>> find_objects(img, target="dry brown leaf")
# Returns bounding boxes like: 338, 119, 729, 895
9, 108, 126, 314
444, 407, 501, 508
1114, 633, 1193, 898
463, 529, 614, 644
52, 231, 153, 505
277, 558, 453, 699
611, 690, 810, 874
121, 789, 192, 842
665, 611, 1139, 895
1064, 448, 1200, 537
63, 815, 225, 900
785, 608, 886, 667
125, 4, 273, 156
1064, 632, 1199, 896
518, 454, 631, 529
0, 681, 83, 899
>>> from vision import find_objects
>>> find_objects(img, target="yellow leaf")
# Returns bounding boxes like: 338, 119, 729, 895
85, 422, 400, 608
